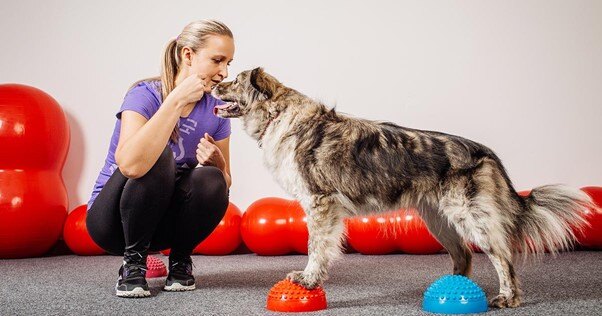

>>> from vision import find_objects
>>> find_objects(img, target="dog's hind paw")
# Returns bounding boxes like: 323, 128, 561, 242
489, 294, 521, 308
286, 270, 320, 289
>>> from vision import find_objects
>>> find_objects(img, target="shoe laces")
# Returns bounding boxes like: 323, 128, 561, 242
169, 256, 194, 275
123, 251, 147, 277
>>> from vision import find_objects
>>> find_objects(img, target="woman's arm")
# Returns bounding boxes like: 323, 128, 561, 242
115, 74, 206, 179
115, 97, 182, 179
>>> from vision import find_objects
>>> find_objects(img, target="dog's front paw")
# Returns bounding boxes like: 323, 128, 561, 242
489, 294, 521, 308
286, 271, 320, 289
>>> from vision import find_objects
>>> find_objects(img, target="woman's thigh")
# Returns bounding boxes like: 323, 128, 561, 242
149, 166, 229, 251
86, 169, 129, 255
86, 146, 176, 254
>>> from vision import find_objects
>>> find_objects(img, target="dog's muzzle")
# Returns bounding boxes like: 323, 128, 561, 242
213, 102, 241, 117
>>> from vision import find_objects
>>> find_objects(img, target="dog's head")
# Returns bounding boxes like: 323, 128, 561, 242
212, 67, 282, 117
212, 67, 286, 140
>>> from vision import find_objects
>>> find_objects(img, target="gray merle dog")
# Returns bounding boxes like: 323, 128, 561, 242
212, 67, 595, 308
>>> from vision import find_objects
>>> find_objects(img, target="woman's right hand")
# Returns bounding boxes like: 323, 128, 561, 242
169, 73, 206, 109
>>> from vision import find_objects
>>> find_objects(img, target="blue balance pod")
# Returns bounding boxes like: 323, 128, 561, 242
422, 275, 488, 314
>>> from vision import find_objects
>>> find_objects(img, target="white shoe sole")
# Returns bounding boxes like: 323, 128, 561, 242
115, 285, 151, 298
163, 282, 196, 292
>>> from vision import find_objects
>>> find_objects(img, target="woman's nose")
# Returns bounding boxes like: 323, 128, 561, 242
219, 65, 229, 79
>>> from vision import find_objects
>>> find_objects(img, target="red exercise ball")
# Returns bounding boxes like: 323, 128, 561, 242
63, 205, 105, 255
576, 186, 602, 249
517, 190, 531, 197
345, 213, 397, 255
0, 84, 69, 258
193, 202, 242, 255
241, 197, 308, 256
345, 210, 443, 255
287, 202, 310, 254
392, 209, 444, 254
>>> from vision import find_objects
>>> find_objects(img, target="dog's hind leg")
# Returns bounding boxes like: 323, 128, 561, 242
447, 202, 522, 308
455, 202, 521, 307
468, 158, 522, 308
287, 195, 346, 289
442, 193, 521, 308
482, 249, 522, 308
439, 157, 523, 308
444, 206, 521, 307
419, 209, 473, 276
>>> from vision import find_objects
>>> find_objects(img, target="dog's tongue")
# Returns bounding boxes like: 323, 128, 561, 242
213, 102, 233, 115
214, 103, 231, 110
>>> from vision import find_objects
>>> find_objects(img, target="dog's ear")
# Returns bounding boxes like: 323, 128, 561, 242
250, 67, 274, 99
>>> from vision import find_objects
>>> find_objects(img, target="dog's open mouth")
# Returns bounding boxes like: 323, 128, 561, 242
213, 101, 241, 118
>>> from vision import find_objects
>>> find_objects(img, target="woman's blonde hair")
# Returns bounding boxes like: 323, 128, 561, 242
131, 19, 233, 143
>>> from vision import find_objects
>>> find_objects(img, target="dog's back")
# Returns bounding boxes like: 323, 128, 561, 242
281, 100, 507, 212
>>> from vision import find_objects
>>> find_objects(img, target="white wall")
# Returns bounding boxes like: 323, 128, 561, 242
1, 0, 601, 211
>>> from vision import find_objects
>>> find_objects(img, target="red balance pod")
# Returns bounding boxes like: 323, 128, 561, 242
241, 197, 308, 255
63, 205, 105, 256
266, 279, 327, 312
193, 202, 243, 255
0, 84, 69, 258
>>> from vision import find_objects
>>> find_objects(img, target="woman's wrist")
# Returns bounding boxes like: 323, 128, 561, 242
164, 93, 185, 112
216, 157, 227, 172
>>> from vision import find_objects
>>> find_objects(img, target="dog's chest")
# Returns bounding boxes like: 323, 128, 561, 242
260, 123, 308, 198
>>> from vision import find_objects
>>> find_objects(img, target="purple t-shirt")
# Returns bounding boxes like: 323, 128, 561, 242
87, 80, 231, 209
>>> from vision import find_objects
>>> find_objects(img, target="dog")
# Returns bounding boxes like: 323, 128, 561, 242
212, 67, 595, 308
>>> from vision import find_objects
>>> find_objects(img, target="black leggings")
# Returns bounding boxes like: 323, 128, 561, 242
86, 146, 229, 258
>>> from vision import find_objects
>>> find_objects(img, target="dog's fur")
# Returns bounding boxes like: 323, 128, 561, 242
212, 68, 595, 308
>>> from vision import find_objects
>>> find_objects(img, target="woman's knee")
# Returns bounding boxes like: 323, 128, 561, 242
182, 167, 229, 221
189, 166, 228, 200
140, 146, 175, 181
169, 167, 229, 246
123, 146, 175, 201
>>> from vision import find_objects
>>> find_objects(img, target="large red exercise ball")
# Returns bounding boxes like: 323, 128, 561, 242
345, 210, 443, 255
287, 201, 310, 254
0, 84, 69, 258
240, 197, 308, 256
517, 190, 531, 197
345, 213, 397, 255
63, 205, 105, 255
392, 209, 444, 254
193, 202, 242, 255
576, 186, 602, 249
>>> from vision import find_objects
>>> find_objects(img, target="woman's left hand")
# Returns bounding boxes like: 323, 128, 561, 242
197, 133, 226, 171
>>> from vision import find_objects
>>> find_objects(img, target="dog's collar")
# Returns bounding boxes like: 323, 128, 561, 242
257, 111, 281, 149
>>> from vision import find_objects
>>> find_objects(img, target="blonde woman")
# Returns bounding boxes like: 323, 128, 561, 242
86, 20, 235, 298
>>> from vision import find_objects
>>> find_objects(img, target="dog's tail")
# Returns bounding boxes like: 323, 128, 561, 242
513, 184, 595, 255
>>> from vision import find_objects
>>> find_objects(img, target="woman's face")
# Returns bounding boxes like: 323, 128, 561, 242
187, 35, 235, 93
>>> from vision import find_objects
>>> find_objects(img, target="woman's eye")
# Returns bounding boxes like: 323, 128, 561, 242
213, 59, 221, 64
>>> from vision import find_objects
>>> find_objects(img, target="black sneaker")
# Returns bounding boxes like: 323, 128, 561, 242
115, 252, 151, 298
163, 256, 195, 291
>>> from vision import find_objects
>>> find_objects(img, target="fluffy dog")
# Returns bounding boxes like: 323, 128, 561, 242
212, 67, 595, 308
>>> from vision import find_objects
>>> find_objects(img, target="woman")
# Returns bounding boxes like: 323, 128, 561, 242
86, 20, 235, 298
